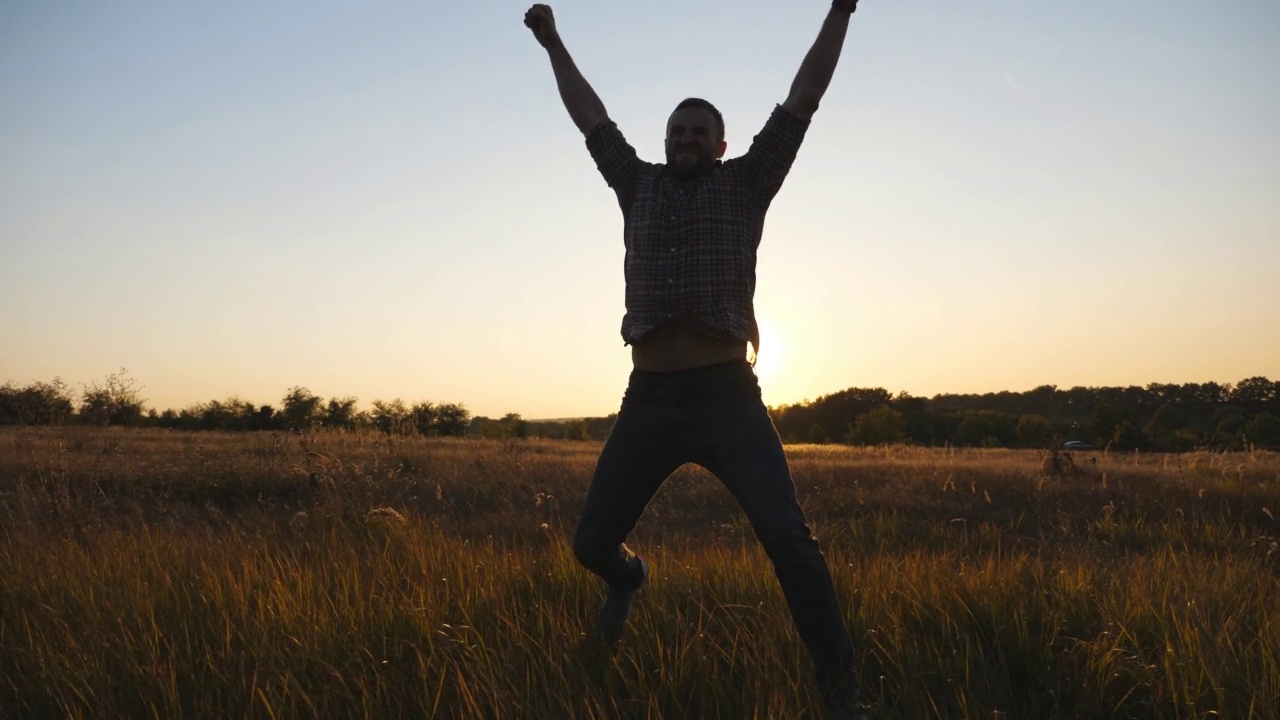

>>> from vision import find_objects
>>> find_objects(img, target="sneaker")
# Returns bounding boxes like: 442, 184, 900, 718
597, 556, 648, 644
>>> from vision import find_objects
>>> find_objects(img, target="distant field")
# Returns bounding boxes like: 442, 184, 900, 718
2, 427, 1278, 719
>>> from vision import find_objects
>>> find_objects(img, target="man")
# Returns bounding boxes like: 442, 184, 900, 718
525, 2, 864, 716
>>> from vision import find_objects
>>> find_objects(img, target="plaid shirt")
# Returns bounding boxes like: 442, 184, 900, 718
585, 105, 810, 353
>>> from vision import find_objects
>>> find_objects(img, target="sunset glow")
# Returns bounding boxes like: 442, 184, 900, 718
754, 318, 785, 389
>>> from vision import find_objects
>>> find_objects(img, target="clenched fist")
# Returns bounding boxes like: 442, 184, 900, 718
524, 4, 559, 48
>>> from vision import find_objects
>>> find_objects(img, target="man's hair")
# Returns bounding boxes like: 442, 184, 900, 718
672, 97, 725, 143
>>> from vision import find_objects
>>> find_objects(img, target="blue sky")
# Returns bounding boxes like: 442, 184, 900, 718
2, 0, 1277, 418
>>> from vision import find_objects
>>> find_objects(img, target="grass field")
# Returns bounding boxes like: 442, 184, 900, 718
2, 426, 1278, 719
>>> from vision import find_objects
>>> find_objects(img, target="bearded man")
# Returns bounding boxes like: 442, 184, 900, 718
525, 3, 865, 717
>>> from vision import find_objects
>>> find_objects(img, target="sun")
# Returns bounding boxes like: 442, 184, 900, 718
754, 318, 784, 386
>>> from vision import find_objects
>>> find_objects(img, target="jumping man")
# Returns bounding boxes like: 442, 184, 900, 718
525, 2, 864, 716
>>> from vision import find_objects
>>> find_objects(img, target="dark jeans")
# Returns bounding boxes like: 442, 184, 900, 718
571, 358, 857, 698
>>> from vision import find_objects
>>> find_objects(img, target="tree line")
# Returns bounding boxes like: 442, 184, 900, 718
767, 377, 1279, 451
3, 369, 1277, 450
0, 369, 470, 436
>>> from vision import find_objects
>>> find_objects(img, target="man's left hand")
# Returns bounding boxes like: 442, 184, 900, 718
832, 0, 858, 14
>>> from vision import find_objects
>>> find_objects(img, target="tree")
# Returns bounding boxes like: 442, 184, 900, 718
1145, 403, 1187, 436
324, 397, 360, 430
1088, 403, 1137, 448
1244, 413, 1280, 449
562, 419, 590, 440
770, 387, 893, 443
1111, 421, 1147, 451
1025, 384, 1060, 415
281, 387, 323, 430
79, 368, 146, 426
197, 397, 256, 431
1015, 414, 1053, 448
370, 399, 411, 435
433, 403, 471, 437
1212, 406, 1248, 447
409, 402, 437, 435
952, 411, 1016, 447
1186, 382, 1230, 406
846, 405, 905, 445
808, 423, 829, 444
1232, 377, 1278, 411
0, 378, 74, 425
500, 412, 528, 439
251, 405, 276, 431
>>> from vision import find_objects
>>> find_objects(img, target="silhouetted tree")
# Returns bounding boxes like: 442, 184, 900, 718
500, 412, 528, 439
280, 387, 323, 430
324, 397, 360, 430
370, 399, 411, 435
433, 403, 471, 437
409, 402, 437, 435
251, 405, 276, 431
0, 378, 74, 425
79, 368, 146, 426
1232, 377, 1278, 411
197, 397, 256, 431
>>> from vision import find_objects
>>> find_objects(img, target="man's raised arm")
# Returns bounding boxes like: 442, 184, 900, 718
525, 4, 609, 136
781, 1, 859, 121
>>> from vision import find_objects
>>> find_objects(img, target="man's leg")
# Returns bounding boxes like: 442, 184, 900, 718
688, 374, 859, 708
572, 390, 684, 593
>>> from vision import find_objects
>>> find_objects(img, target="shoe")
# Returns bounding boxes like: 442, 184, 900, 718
597, 556, 648, 644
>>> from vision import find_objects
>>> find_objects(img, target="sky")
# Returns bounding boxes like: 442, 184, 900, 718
2, 0, 1278, 420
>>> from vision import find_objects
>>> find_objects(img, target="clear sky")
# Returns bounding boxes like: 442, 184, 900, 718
2, 0, 1278, 419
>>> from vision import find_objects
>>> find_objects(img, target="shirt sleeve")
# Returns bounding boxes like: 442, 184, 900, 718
585, 121, 648, 210
738, 105, 811, 204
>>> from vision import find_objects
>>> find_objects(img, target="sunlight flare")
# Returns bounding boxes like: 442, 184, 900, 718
754, 318, 784, 387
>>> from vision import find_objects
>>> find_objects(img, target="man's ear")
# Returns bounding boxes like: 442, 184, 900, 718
716, 140, 727, 159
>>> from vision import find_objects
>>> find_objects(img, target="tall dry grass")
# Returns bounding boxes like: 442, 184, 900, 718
2, 426, 1278, 718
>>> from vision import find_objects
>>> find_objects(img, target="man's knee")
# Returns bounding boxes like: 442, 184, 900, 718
755, 516, 822, 562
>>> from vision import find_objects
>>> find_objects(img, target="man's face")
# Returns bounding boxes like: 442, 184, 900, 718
665, 107, 726, 180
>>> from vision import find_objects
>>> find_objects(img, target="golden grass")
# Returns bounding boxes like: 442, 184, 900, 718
2, 427, 1278, 718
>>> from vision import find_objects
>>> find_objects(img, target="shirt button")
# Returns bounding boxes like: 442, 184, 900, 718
667, 278, 673, 285
669, 246, 676, 252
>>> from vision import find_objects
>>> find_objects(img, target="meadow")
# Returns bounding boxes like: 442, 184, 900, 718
2, 426, 1278, 719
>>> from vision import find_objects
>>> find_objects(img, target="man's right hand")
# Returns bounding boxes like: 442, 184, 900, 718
524, 4, 559, 49
527, 2, 608, 135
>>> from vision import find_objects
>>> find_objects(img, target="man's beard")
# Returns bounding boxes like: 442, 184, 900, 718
666, 149, 716, 180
